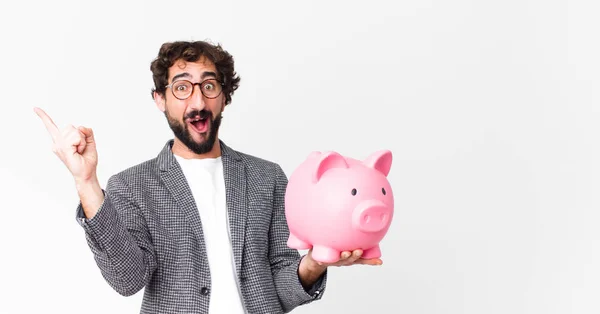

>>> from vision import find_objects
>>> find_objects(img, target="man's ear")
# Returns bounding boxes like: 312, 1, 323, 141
221, 98, 227, 112
154, 91, 166, 112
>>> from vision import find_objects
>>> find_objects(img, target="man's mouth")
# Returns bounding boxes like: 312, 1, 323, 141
188, 115, 209, 133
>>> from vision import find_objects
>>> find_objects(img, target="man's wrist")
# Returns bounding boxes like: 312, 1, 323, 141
298, 254, 327, 290
75, 175, 104, 219
74, 174, 99, 189
305, 255, 327, 274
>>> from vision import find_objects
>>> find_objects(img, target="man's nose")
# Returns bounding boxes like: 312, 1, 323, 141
187, 84, 206, 110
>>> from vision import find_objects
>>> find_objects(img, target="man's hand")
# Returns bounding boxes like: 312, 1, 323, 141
34, 107, 104, 219
34, 107, 99, 183
298, 248, 383, 291
315, 249, 383, 267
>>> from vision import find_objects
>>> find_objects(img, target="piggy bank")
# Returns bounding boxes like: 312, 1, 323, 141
284, 150, 394, 263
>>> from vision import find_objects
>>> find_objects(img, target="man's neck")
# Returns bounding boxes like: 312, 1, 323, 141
171, 137, 222, 159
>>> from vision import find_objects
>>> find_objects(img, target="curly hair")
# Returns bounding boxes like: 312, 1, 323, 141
150, 40, 241, 105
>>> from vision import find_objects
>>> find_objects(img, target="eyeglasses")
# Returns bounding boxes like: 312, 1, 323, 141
165, 79, 224, 100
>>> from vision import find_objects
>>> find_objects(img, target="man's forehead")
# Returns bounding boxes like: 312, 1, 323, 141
169, 58, 216, 80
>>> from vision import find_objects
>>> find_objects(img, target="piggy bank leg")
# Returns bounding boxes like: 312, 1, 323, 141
312, 245, 341, 264
287, 233, 311, 250
361, 245, 382, 259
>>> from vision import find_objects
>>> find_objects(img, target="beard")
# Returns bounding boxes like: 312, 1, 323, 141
165, 107, 222, 155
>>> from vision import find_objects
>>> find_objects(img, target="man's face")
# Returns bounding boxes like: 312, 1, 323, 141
155, 57, 225, 155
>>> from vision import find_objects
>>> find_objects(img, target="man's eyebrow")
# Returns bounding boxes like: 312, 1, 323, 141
171, 72, 192, 82
170, 71, 218, 83
200, 71, 218, 80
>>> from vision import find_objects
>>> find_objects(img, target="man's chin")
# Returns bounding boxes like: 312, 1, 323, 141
189, 129, 210, 142
187, 133, 216, 151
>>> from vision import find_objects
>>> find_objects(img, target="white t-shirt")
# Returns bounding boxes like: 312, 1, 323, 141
174, 155, 246, 314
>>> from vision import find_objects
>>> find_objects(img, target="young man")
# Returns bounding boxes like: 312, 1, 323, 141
34, 40, 381, 314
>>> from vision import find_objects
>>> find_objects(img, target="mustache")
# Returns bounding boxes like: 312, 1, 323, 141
185, 109, 212, 120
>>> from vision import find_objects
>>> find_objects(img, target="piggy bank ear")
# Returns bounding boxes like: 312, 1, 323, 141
364, 150, 393, 176
313, 151, 349, 183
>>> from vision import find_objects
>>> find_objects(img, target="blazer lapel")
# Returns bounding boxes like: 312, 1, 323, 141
157, 139, 248, 280
157, 140, 207, 252
220, 141, 247, 280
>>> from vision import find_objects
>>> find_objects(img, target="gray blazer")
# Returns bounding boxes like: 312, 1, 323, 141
75, 140, 327, 313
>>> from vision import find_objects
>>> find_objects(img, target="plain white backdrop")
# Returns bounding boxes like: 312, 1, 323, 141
1, 0, 599, 313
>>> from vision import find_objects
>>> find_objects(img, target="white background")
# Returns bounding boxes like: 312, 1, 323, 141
1, 0, 599, 313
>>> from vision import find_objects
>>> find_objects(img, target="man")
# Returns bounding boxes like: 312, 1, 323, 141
34, 40, 382, 314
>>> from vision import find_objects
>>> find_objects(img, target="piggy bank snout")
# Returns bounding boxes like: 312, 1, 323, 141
352, 199, 392, 233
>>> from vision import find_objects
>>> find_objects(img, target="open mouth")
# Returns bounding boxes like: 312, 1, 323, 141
188, 115, 209, 133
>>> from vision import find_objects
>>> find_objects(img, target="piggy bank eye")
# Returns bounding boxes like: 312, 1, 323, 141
382, 187, 386, 195
351, 188, 357, 196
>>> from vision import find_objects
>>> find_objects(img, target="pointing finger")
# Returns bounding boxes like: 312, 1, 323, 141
33, 107, 60, 141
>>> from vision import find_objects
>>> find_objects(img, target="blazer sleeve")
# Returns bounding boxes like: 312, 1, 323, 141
269, 164, 328, 312
75, 173, 157, 297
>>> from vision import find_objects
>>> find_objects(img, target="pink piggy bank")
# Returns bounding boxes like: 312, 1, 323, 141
284, 150, 394, 263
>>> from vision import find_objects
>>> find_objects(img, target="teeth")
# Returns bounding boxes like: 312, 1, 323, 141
189, 116, 206, 122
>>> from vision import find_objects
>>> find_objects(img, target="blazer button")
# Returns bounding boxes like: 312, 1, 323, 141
201, 287, 210, 296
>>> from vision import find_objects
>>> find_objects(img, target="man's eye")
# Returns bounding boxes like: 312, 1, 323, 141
203, 83, 214, 90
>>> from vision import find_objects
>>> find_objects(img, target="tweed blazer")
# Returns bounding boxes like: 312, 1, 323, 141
75, 139, 327, 313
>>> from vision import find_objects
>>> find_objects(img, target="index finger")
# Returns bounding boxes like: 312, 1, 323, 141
33, 107, 60, 140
